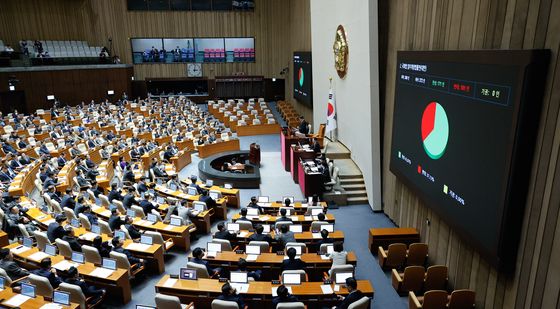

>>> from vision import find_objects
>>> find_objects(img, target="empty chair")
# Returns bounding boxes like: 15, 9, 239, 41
392, 265, 425, 295
187, 261, 210, 278
424, 265, 448, 291
211, 239, 234, 251
27, 274, 54, 297
59, 282, 105, 309
277, 303, 306, 309
448, 289, 476, 309
78, 213, 92, 230
281, 269, 308, 282
55, 239, 73, 258
378, 243, 407, 269
248, 241, 270, 253
408, 290, 448, 309
212, 299, 240, 309
407, 243, 428, 266
82, 245, 102, 264
33, 231, 50, 251
347, 297, 370, 309
156, 293, 191, 309
110, 251, 145, 277
144, 231, 174, 252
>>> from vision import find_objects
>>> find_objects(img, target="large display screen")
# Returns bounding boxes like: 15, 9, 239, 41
389, 50, 549, 271
293, 52, 313, 106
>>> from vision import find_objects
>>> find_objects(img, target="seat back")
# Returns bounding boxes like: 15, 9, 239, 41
28, 274, 54, 297
407, 243, 428, 266
120, 225, 132, 239
248, 241, 270, 253
187, 261, 210, 278
58, 282, 87, 309
63, 207, 77, 222
237, 220, 253, 230
310, 221, 329, 232
156, 293, 183, 309
98, 194, 110, 207
304, 206, 323, 216
55, 239, 73, 258
78, 213, 92, 230
275, 221, 293, 230
98, 219, 113, 236
33, 230, 50, 251
18, 224, 30, 238
281, 269, 307, 282
144, 231, 164, 244
277, 302, 306, 309
347, 296, 370, 309
82, 245, 102, 264
424, 265, 448, 291
211, 299, 239, 309
421, 290, 449, 309
131, 205, 146, 218
211, 239, 232, 251
401, 266, 425, 293
110, 251, 131, 275
50, 200, 63, 214
0, 268, 12, 286
386, 243, 407, 268
448, 289, 476, 309
285, 242, 307, 254
113, 200, 126, 214
329, 264, 355, 281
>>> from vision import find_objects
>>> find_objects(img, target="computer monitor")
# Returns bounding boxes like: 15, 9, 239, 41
320, 224, 334, 233
308, 196, 313, 204
311, 208, 323, 216
127, 209, 136, 218
282, 196, 295, 204
286, 245, 302, 255
71, 252, 85, 264
187, 187, 198, 196
23, 237, 33, 248
209, 191, 219, 200
53, 290, 71, 306
102, 258, 117, 270
335, 272, 353, 285
245, 245, 261, 255
0, 277, 5, 288
109, 204, 117, 211
262, 224, 271, 233
289, 225, 303, 233
71, 218, 80, 228
230, 271, 248, 283
179, 268, 197, 280
224, 183, 233, 189
91, 225, 101, 234
227, 223, 240, 232
325, 244, 334, 254
170, 217, 182, 226
156, 196, 165, 204
147, 213, 158, 223
140, 235, 153, 245
205, 179, 213, 187
193, 203, 205, 212
45, 244, 57, 256
246, 208, 259, 216
282, 273, 301, 285
207, 242, 222, 253
114, 229, 126, 239
21, 283, 36, 298
168, 183, 178, 191
257, 196, 269, 203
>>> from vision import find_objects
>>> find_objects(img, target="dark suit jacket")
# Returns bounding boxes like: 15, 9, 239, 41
113, 247, 140, 265
336, 290, 364, 309
62, 236, 82, 252
47, 222, 66, 242
214, 230, 235, 241
108, 190, 123, 202
298, 121, 309, 134
32, 267, 63, 288
281, 258, 307, 271
60, 195, 76, 210
0, 259, 29, 280
140, 200, 156, 216
126, 224, 142, 239
248, 233, 273, 244
123, 194, 139, 209
108, 215, 124, 231
199, 195, 216, 208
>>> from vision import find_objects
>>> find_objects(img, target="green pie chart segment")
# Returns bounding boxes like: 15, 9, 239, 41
421, 102, 449, 159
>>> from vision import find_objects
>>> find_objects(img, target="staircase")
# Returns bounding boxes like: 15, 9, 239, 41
339, 174, 368, 205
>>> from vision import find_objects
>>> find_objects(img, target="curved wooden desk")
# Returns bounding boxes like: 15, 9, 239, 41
197, 139, 240, 159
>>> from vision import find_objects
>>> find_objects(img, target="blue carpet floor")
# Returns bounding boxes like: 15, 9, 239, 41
106, 106, 406, 308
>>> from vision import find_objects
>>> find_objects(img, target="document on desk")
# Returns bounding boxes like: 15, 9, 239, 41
290, 216, 299, 221
126, 243, 151, 251
163, 278, 177, 287
91, 205, 101, 211
238, 231, 249, 238
89, 267, 114, 278
10, 245, 31, 254
304, 216, 313, 221
53, 260, 78, 271
321, 285, 334, 294
320, 254, 331, 260
334, 285, 341, 292
245, 254, 258, 261
28, 251, 50, 262
164, 225, 175, 231
40, 304, 63, 309
312, 233, 321, 239
3, 294, 30, 307
100, 210, 111, 217
80, 232, 97, 241
230, 283, 249, 293
260, 215, 270, 221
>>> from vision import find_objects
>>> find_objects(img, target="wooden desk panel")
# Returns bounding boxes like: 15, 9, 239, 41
8, 160, 41, 196
236, 123, 281, 136
0, 287, 79, 308
197, 139, 240, 159
369, 227, 420, 252
172, 150, 192, 171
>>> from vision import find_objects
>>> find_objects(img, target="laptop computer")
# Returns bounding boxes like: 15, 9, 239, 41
311, 208, 323, 216
245, 245, 261, 255
71, 218, 80, 228
179, 268, 197, 280
168, 183, 178, 191
286, 245, 302, 255
335, 272, 353, 285
170, 217, 182, 226
147, 213, 158, 224
246, 208, 259, 216
44, 244, 57, 256
207, 242, 222, 254
71, 252, 85, 264
209, 191, 219, 200
205, 180, 213, 187
21, 282, 36, 298
156, 196, 165, 204
262, 224, 271, 233
140, 235, 153, 245
114, 230, 126, 240
227, 223, 240, 232
187, 187, 198, 196
324, 244, 335, 254
320, 224, 334, 233
102, 258, 117, 270
289, 225, 303, 233
53, 290, 71, 306
193, 203, 205, 212
22, 237, 33, 248
109, 204, 117, 211
282, 273, 302, 285
224, 183, 233, 189
257, 196, 269, 203
0, 277, 5, 289
230, 271, 248, 284
91, 225, 101, 234
126, 209, 136, 218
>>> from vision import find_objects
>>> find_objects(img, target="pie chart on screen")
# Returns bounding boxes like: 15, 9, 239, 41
421, 102, 449, 159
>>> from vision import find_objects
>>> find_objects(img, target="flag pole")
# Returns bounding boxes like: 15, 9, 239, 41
329, 77, 333, 142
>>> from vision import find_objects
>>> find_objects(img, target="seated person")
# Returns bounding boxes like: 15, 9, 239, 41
327, 241, 348, 273
275, 208, 292, 223
62, 227, 82, 252
236, 208, 253, 224
281, 247, 306, 271
60, 188, 76, 210
124, 216, 143, 240
317, 229, 334, 248
111, 237, 144, 270
214, 222, 235, 241
199, 189, 216, 209
47, 214, 67, 242
92, 236, 111, 258
218, 283, 245, 308
108, 208, 124, 231
248, 224, 273, 244
31, 258, 62, 288
81, 205, 98, 226
7, 205, 36, 235
190, 247, 221, 278
275, 224, 296, 248
272, 284, 299, 308
333, 277, 363, 309
188, 175, 204, 194
140, 193, 157, 216
0, 248, 29, 281
122, 187, 140, 209
108, 183, 123, 202
166, 174, 183, 191
237, 258, 261, 281
246, 196, 263, 214
64, 266, 106, 304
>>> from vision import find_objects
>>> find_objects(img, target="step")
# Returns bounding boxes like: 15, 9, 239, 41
341, 184, 366, 191
347, 196, 369, 205
339, 174, 364, 180
339, 178, 364, 185
346, 190, 368, 198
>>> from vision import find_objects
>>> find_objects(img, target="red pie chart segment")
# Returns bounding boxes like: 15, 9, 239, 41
421, 102, 436, 140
